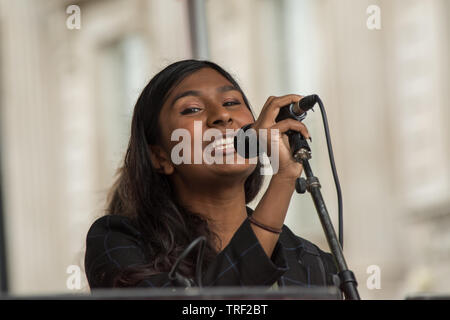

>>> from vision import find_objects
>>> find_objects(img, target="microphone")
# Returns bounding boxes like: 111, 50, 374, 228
234, 95, 319, 158
294, 94, 319, 114
275, 94, 318, 124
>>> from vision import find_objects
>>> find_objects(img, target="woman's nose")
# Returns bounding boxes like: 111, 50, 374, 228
206, 103, 233, 127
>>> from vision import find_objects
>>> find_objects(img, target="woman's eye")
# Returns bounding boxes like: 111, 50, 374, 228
223, 101, 241, 107
180, 107, 201, 115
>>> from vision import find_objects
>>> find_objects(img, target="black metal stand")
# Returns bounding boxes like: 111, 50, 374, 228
289, 133, 360, 300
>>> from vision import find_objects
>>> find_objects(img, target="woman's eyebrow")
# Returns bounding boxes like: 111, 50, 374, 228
170, 85, 239, 108
170, 90, 201, 107
217, 85, 239, 93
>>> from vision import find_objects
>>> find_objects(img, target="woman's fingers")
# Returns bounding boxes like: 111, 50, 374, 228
258, 94, 304, 128
271, 118, 310, 139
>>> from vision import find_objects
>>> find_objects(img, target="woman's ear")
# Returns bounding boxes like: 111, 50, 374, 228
149, 145, 174, 175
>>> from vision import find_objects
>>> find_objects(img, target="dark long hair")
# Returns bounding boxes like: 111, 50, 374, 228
106, 60, 264, 287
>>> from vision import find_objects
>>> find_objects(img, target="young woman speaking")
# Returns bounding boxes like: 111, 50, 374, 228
84, 60, 338, 290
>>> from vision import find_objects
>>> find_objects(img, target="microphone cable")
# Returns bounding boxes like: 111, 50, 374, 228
313, 95, 344, 249
168, 236, 206, 287
279, 94, 344, 248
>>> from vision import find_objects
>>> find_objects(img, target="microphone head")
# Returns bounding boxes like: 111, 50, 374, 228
290, 101, 308, 120
296, 94, 318, 113
233, 124, 260, 159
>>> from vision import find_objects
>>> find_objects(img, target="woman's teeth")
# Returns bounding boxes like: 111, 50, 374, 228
212, 137, 234, 149
215, 143, 234, 150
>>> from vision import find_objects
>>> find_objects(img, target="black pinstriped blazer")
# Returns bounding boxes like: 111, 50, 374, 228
85, 206, 340, 290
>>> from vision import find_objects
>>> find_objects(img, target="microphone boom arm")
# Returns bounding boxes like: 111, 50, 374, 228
278, 95, 360, 300
291, 134, 360, 300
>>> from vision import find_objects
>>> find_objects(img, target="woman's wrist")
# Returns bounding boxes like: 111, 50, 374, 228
271, 172, 298, 186
251, 173, 296, 229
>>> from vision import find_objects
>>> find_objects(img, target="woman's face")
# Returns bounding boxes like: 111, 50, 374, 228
153, 67, 257, 186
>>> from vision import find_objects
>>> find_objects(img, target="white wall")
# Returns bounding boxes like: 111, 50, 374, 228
0, 0, 448, 298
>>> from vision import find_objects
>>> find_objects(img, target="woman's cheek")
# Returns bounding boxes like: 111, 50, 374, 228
166, 125, 200, 165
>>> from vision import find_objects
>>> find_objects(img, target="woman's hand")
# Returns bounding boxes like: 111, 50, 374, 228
247, 94, 310, 258
252, 94, 311, 180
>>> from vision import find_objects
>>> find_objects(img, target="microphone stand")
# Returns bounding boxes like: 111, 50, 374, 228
289, 133, 360, 300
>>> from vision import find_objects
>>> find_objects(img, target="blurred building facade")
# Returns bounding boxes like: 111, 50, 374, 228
0, 0, 448, 298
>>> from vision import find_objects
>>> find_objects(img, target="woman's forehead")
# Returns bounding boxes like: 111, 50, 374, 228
171, 68, 233, 93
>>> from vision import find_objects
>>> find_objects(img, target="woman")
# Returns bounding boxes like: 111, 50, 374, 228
84, 60, 339, 289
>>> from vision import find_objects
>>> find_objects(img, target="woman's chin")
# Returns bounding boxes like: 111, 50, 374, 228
182, 151, 259, 178
206, 148, 256, 165
208, 160, 257, 178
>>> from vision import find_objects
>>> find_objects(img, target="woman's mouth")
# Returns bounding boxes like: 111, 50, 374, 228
203, 135, 236, 156
211, 137, 236, 155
